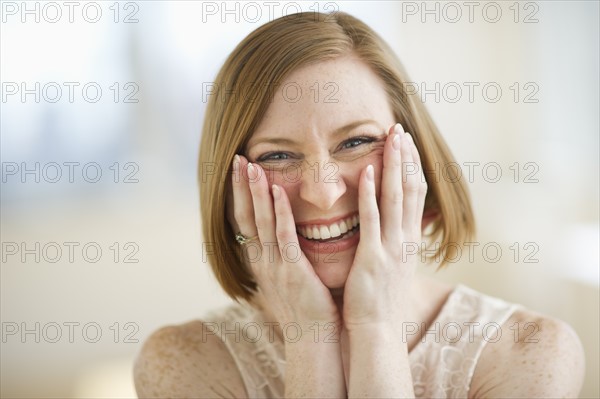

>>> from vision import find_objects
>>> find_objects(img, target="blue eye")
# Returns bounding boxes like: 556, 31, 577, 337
258, 152, 290, 162
342, 136, 375, 149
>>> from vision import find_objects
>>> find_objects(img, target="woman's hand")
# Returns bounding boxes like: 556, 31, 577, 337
230, 155, 347, 397
229, 155, 341, 332
343, 123, 428, 330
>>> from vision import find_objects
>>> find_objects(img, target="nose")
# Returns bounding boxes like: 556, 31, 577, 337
298, 160, 346, 210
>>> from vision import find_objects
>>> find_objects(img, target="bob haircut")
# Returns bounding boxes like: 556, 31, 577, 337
199, 11, 475, 301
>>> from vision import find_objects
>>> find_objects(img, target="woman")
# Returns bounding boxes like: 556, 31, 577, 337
134, 11, 584, 398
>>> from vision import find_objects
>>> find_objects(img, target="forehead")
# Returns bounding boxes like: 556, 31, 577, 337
249, 55, 394, 142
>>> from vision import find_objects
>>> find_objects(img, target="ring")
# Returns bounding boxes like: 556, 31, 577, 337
235, 232, 259, 245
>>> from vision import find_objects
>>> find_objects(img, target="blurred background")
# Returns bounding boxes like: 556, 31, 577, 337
1, 1, 598, 397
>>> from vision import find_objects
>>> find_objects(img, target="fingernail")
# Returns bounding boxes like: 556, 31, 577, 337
405, 132, 414, 144
366, 164, 374, 182
394, 123, 403, 135
247, 162, 256, 178
272, 184, 280, 200
393, 134, 401, 151
233, 154, 240, 171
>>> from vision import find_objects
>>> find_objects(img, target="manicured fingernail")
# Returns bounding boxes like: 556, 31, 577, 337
394, 123, 403, 135
366, 164, 374, 182
272, 184, 280, 200
233, 154, 240, 171
247, 162, 256, 178
393, 134, 401, 151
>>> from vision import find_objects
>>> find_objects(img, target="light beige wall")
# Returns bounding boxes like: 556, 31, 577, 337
1, 1, 597, 397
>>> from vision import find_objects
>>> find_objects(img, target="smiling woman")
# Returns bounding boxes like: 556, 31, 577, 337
133, 11, 585, 398
199, 12, 475, 301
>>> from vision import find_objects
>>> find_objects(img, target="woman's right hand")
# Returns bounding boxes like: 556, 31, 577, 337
229, 154, 341, 335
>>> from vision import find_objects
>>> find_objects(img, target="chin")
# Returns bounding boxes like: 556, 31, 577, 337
298, 229, 360, 291
309, 251, 355, 291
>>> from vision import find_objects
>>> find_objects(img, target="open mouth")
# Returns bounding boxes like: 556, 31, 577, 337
296, 213, 360, 243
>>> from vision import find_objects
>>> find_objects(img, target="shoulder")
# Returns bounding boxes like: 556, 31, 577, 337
133, 320, 247, 398
470, 307, 585, 398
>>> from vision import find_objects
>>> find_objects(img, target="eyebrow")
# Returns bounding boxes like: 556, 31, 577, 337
248, 119, 381, 148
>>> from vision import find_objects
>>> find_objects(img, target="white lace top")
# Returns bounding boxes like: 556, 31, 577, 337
205, 284, 520, 398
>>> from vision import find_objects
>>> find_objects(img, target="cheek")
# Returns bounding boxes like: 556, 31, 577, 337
264, 167, 303, 188
264, 167, 304, 204
330, 155, 385, 201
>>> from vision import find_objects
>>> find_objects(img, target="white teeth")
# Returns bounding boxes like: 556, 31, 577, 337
329, 223, 341, 238
319, 225, 331, 239
339, 220, 348, 234
312, 226, 320, 239
305, 226, 313, 239
297, 213, 360, 241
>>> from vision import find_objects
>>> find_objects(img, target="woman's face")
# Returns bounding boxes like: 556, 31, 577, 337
243, 55, 396, 290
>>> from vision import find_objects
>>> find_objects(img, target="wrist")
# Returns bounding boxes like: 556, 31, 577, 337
347, 322, 407, 350
282, 321, 341, 349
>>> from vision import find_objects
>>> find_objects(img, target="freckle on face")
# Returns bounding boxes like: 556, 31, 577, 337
245, 55, 397, 289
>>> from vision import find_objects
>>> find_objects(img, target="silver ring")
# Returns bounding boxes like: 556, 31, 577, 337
235, 232, 259, 245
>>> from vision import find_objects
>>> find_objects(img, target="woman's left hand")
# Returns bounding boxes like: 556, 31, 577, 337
342, 123, 428, 330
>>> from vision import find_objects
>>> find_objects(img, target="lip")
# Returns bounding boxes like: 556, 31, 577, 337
295, 211, 359, 227
297, 225, 360, 254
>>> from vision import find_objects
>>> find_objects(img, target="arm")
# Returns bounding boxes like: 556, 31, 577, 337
347, 324, 414, 398
234, 157, 347, 397
469, 311, 585, 398
285, 327, 346, 398
343, 124, 426, 398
